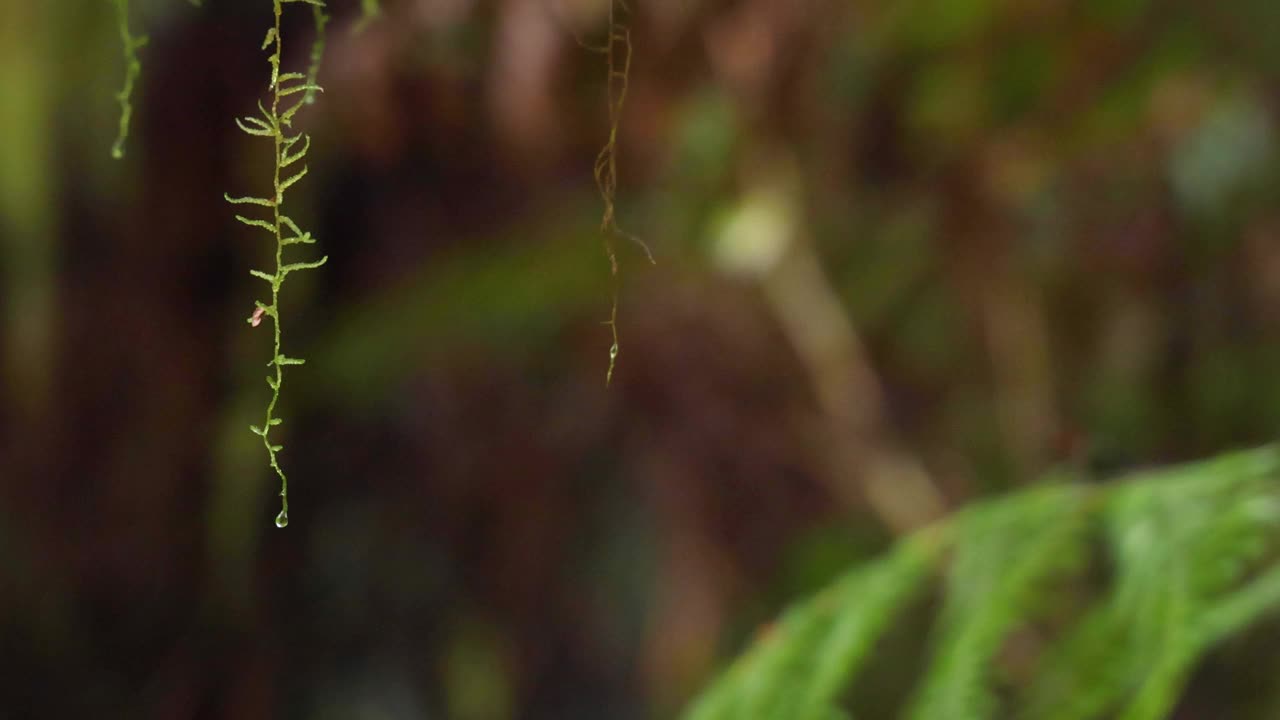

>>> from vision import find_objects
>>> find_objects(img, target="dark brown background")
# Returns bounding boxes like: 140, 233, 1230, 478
5, 0, 1280, 716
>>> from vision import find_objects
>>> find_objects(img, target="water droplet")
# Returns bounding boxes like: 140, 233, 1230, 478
275, 509, 289, 528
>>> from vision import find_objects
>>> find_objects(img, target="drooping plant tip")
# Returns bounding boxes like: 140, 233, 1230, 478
590, 0, 653, 385
109, 0, 147, 159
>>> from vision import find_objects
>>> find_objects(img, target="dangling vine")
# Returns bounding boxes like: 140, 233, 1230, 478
590, 0, 654, 385
354, 0, 381, 33
103, 0, 638, 528
303, 3, 329, 106
225, 0, 328, 528
108, 0, 147, 159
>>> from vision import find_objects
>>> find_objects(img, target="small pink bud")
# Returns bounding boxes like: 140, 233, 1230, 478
250, 306, 266, 327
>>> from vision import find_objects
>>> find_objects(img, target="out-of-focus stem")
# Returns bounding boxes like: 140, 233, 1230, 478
719, 155, 947, 533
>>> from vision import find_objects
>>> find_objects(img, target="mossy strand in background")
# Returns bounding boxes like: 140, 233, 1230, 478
304, 3, 327, 105
225, 0, 328, 529
108, 0, 146, 159
354, 0, 380, 33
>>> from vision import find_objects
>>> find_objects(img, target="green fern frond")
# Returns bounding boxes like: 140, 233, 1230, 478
684, 534, 940, 720
907, 485, 1092, 720
108, 0, 147, 159
227, 0, 329, 529
683, 447, 1280, 720
1023, 449, 1280, 720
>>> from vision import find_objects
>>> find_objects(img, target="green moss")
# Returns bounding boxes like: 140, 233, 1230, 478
108, 0, 146, 159
226, 0, 328, 528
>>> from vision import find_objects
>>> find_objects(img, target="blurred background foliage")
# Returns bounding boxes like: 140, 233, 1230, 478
5, 0, 1280, 717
